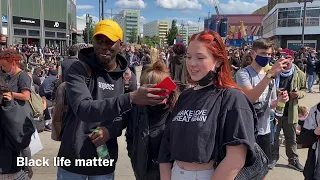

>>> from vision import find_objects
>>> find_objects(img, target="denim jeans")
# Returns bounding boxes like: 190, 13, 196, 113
57, 167, 114, 180
270, 112, 277, 145
307, 72, 317, 91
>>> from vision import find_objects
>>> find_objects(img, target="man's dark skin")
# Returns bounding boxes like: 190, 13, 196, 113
89, 34, 168, 146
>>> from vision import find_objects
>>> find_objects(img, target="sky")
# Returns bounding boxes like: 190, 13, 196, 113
76, 0, 268, 32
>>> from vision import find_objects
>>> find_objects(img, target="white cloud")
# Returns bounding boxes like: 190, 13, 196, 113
202, 0, 267, 14
76, 14, 99, 33
156, 0, 202, 10
140, 16, 147, 33
77, 5, 95, 10
115, 0, 146, 9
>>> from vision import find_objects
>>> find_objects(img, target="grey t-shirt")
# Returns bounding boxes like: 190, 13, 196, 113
236, 65, 277, 135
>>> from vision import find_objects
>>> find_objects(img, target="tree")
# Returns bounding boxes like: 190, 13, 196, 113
129, 28, 138, 43
82, 24, 94, 44
167, 19, 178, 46
141, 36, 160, 47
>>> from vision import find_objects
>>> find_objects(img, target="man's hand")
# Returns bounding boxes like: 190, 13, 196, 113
289, 91, 299, 99
278, 90, 289, 103
130, 84, 168, 106
269, 58, 290, 76
89, 127, 110, 147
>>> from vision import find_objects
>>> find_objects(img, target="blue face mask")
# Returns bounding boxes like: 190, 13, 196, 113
255, 55, 271, 67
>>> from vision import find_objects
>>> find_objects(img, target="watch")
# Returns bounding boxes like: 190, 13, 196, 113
266, 72, 275, 79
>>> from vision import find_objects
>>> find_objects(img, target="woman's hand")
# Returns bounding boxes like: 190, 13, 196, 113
3, 92, 13, 101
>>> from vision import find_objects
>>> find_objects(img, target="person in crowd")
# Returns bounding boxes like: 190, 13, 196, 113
32, 67, 42, 87
141, 49, 151, 69
307, 50, 319, 93
169, 43, 188, 92
296, 106, 309, 136
39, 68, 58, 131
241, 55, 253, 68
0, 49, 34, 178
0, 70, 35, 180
57, 19, 167, 180
126, 45, 137, 75
270, 48, 306, 171
236, 38, 289, 170
150, 48, 159, 65
299, 103, 320, 179
230, 50, 241, 73
59, 45, 79, 82
159, 31, 257, 180
125, 60, 179, 180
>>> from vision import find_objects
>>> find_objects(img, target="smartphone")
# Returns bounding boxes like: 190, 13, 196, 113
153, 77, 177, 96
280, 52, 286, 58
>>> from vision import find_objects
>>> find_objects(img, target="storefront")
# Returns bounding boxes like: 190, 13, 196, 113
12, 16, 41, 46
44, 20, 67, 55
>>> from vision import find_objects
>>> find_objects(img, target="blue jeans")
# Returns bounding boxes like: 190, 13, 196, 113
57, 167, 114, 180
270, 112, 277, 145
308, 72, 317, 91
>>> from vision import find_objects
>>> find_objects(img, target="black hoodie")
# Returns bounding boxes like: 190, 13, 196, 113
58, 47, 137, 175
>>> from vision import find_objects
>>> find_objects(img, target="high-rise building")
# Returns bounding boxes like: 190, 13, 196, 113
178, 25, 202, 44
143, 20, 169, 43
113, 9, 140, 44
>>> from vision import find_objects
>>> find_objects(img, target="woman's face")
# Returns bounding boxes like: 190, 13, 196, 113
0, 60, 13, 73
186, 40, 217, 82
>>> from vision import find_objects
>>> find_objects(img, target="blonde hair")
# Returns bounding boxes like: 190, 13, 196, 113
140, 60, 179, 109
150, 48, 159, 64
298, 106, 309, 115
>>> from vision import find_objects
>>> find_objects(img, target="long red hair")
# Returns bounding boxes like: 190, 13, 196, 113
189, 30, 241, 90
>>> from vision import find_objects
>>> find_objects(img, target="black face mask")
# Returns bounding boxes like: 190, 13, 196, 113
196, 66, 221, 86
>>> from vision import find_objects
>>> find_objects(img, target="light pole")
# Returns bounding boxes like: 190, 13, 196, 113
86, 14, 92, 45
6, 0, 13, 46
299, 0, 313, 46
0, 0, 2, 35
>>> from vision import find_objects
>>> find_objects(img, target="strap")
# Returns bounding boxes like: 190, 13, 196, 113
78, 60, 92, 85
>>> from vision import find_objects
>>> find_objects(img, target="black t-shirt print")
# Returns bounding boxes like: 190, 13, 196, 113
158, 85, 256, 167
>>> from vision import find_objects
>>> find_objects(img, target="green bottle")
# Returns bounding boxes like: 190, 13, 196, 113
93, 129, 110, 159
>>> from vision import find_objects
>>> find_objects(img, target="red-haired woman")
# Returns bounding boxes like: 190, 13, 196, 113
158, 31, 257, 180
0, 49, 33, 178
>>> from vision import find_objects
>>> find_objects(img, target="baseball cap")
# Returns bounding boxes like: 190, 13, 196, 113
93, 20, 123, 42
281, 48, 294, 58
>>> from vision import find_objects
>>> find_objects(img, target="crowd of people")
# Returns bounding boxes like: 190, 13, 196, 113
0, 18, 320, 180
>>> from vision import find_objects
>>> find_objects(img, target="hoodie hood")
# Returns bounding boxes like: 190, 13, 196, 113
78, 47, 128, 74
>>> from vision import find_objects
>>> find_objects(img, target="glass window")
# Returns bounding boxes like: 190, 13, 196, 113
45, 31, 55, 38
305, 17, 320, 26
288, 18, 301, 27
29, 30, 40, 36
278, 19, 288, 27
306, 9, 320, 17
57, 32, 66, 38
14, 29, 27, 36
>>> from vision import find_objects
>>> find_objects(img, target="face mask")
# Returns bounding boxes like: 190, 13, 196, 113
311, 54, 315, 57
196, 66, 221, 86
299, 114, 308, 121
7, 67, 15, 76
255, 55, 271, 67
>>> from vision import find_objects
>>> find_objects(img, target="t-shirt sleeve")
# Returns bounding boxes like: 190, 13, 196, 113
18, 72, 31, 93
222, 90, 256, 166
236, 69, 251, 88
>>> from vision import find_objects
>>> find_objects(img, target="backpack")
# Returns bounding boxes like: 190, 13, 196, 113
51, 60, 92, 141
29, 89, 45, 118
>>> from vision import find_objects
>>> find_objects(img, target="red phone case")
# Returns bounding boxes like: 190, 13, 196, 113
153, 77, 177, 96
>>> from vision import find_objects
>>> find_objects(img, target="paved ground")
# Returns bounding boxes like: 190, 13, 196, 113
31, 66, 320, 180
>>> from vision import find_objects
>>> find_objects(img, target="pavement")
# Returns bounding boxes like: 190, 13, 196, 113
31, 66, 320, 180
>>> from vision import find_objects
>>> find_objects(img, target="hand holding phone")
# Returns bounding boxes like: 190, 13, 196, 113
153, 77, 177, 96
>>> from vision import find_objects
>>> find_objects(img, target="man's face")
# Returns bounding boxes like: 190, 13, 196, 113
93, 35, 121, 65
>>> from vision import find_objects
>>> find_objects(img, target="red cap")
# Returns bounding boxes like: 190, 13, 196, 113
281, 48, 294, 58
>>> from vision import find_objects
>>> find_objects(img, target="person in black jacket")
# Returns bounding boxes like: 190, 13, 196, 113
57, 19, 168, 180
60, 45, 79, 82
125, 60, 179, 180
0, 70, 35, 179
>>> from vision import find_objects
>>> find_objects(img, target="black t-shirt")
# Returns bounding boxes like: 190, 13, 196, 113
298, 120, 305, 127
279, 74, 293, 116
158, 85, 256, 166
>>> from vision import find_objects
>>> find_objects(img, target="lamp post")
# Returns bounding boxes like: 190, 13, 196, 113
86, 14, 92, 45
299, 0, 313, 46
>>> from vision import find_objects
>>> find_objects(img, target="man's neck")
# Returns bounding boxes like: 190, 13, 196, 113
250, 61, 265, 74
104, 58, 118, 72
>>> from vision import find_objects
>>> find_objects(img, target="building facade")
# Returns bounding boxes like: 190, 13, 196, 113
1, 0, 76, 51
262, 1, 320, 50
177, 25, 203, 44
143, 20, 169, 43
113, 9, 140, 44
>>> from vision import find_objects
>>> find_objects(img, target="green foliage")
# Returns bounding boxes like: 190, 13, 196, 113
166, 19, 178, 46
129, 28, 138, 43
82, 23, 94, 44
141, 36, 160, 47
